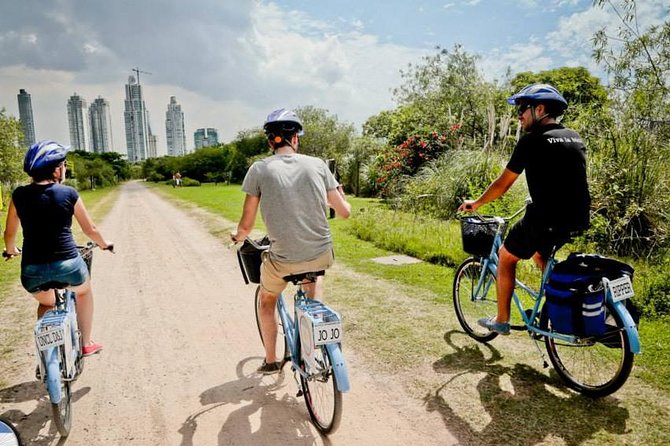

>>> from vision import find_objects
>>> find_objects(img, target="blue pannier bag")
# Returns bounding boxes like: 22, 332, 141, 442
545, 253, 634, 337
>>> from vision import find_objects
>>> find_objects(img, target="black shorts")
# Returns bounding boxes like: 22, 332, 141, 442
503, 216, 574, 260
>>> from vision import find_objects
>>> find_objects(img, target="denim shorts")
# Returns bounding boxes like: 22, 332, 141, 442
21, 255, 89, 293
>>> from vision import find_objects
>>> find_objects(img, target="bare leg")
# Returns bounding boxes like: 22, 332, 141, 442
301, 276, 324, 300
33, 290, 56, 319
496, 246, 521, 323
259, 287, 279, 363
71, 280, 94, 345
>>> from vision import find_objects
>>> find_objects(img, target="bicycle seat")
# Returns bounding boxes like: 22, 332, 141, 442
37, 281, 71, 291
283, 270, 325, 284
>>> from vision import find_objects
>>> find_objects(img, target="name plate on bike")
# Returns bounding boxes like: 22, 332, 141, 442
607, 275, 634, 302
35, 326, 65, 351
313, 321, 343, 346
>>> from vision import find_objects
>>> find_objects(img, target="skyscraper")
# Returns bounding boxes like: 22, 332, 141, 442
17, 89, 36, 147
123, 74, 152, 162
89, 96, 114, 153
194, 127, 219, 149
165, 96, 187, 156
67, 93, 89, 151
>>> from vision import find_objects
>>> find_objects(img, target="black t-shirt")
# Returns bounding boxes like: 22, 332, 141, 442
506, 123, 590, 231
12, 183, 80, 265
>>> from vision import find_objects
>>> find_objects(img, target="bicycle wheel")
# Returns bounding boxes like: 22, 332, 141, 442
541, 300, 634, 397
300, 346, 342, 434
51, 378, 72, 436
254, 286, 288, 363
453, 258, 499, 342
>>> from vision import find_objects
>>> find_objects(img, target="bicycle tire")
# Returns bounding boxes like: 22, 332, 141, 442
254, 286, 288, 363
300, 346, 342, 434
50, 374, 72, 436
453, 258, 499, 342
541, 300, 634, 397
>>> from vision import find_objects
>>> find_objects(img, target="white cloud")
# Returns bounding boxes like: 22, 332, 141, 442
0, 0, 426, 154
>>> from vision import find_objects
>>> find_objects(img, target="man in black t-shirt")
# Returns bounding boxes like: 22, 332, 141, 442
459, 83, 591, 335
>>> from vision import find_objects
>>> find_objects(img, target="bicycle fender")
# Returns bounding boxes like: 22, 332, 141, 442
325, 343, 350, 393
44, 347, 62, 403
612, 300, 641, 354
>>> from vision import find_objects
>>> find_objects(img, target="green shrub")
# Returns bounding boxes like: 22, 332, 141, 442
400, 148, 527, 219
182, 177, 201, 187
146, 172, 165, 182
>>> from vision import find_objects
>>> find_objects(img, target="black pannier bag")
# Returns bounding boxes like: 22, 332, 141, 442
545, 253, 636, 336
236, 236, 270, 285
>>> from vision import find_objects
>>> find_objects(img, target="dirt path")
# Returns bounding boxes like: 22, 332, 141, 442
0, 182, 454, 445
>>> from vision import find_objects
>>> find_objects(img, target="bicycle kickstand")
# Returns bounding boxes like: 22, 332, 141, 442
530, 335, 549, 368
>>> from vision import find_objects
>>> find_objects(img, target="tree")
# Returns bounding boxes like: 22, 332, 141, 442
0, 109, 26, 184
295, 106, 355, 163
391, 45, 500, 147
586, 0, 670, 257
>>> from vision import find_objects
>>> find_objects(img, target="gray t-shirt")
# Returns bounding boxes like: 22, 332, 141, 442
242, 153, 339, 262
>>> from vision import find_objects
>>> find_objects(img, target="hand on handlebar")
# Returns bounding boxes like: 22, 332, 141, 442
458, 200, 478, 213
2, 248, 21, 261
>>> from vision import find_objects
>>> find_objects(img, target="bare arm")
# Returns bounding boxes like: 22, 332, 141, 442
73, 198, 112, 249
327, 186, 351, 219
458, 168, 519, 212
3, 200, 21, 255
231, 194, 260, 242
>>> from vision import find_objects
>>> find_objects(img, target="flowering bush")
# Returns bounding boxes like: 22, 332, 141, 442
373, 125, 462, 197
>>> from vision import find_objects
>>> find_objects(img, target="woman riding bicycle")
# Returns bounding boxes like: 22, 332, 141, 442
3, 140, 113, 357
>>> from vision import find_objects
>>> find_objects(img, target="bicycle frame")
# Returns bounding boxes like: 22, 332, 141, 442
474, 227, 641, 353
275, 288, 350, 392
35, 288, 82, 403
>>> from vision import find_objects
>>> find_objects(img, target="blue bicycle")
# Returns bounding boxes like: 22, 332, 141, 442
452, 206, 640, 397
5, 242, 110, 436
238, 238, 349, 434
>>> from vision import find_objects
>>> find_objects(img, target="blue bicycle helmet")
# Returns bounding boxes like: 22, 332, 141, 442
23, 140, 70, 175
263, 108, 304, 136
507, 83, 568, 111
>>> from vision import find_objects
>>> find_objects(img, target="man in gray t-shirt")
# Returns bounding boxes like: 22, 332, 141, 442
232, 108, 351, 374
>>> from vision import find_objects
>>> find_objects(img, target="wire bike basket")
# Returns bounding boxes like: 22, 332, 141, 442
460, 216, 507, 257
237, 236, 270, 285
77, 245, 93, 274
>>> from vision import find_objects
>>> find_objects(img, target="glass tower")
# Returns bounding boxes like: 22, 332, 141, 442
67, 94, 89, 151
194, 127, 219, 149
89, 97, 114, 153
165, 96, 187, 156
17, 89, 36, 147
124, 75, 151, 162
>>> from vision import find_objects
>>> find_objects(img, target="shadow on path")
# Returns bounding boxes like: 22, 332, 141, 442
179, 357, 330, 446
425, 330, 630, 446
0, 380, 91, 446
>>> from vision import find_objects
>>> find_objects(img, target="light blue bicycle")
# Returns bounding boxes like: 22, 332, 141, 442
239, 238, 349, 434
452, 205, 640, 397
5, 242, 111, 436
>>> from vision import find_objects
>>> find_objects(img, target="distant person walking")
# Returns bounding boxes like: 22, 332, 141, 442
174, 171, 182, 187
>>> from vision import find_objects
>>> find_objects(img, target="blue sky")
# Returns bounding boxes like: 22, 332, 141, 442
1, 0, 668, 155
